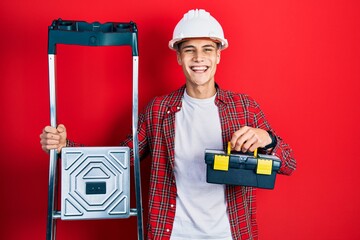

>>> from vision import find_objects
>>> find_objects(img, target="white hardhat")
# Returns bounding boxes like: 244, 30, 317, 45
169, 9, 228, 51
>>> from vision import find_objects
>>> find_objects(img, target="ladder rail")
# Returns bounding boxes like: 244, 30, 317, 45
46, 54, 58, 240
132, 55, 144, 239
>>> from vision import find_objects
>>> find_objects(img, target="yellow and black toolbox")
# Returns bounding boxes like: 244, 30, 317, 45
204, 147, 281, 189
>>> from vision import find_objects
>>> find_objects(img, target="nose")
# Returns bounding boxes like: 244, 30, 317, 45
193, 50, 205, 62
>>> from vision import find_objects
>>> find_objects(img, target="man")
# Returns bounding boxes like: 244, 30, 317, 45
40, 9, 296, 240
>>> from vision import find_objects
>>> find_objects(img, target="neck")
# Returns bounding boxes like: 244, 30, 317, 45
186, 85, 216, 99
185, 82, 216, 99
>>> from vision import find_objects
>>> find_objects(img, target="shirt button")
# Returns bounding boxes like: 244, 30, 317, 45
170, 204, 174, 208
177, 106, 181, 110
166, 229, 170, 233
167, 110, 170, 114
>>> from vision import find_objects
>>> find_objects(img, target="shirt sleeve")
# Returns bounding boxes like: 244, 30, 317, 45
249, 97, 296, 176
65, 139, 84, 147
119, 101, 151, 165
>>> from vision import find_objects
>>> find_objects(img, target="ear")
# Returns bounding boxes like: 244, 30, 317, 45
177, 51, 182, 65
216, 49, 221, 64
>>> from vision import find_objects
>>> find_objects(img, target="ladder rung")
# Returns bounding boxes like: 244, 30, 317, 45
53, 211, 61, 219
130, 208, 138, 217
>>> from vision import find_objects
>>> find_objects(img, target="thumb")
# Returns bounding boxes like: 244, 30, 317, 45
57, 124, 66, 133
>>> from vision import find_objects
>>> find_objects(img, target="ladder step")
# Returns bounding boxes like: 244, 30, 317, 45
130, 208, 138, 217
53, 211, 61, 219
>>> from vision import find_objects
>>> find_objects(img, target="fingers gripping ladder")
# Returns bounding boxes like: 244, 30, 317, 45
46, 19, 143, 240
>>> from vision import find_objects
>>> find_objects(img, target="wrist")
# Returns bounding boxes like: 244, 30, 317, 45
264, 131, 277, 149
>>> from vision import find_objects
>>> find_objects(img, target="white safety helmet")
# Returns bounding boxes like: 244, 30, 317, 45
169, 9, 228, 51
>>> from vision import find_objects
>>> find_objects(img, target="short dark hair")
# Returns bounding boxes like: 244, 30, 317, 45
175, 39, 221, 52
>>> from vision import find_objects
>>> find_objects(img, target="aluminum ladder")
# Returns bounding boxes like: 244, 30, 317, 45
46, 19, 143, 240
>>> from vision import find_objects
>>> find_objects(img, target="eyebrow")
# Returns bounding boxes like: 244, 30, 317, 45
181, 44, 217, 50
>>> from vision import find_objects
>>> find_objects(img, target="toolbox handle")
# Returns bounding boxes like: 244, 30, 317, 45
48, 19, 139, 56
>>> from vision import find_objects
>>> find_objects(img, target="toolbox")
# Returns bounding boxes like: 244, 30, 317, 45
204, 148, 281, 189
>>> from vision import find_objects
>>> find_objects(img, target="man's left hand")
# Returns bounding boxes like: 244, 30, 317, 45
230, 126, 272, 153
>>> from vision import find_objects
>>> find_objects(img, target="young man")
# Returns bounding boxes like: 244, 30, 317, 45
40, 9, 296, 240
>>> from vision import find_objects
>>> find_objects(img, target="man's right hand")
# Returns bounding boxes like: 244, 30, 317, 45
40, 124, 67, 153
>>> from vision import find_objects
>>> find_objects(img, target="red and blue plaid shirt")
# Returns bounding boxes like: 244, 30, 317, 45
120, 84, 296, 240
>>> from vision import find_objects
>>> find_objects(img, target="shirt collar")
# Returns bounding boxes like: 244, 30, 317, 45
165, 83, 229, 108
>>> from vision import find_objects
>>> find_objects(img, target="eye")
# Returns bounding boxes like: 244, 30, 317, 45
183, 49, 194, 53
204, 48, 214, 52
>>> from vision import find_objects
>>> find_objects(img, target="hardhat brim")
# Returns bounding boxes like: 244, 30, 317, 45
169, 37, 228, 51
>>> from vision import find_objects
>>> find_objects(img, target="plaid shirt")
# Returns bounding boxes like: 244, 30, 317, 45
121, 84, 296, 240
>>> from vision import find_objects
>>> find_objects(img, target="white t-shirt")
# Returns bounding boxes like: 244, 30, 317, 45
171, 90, 232, 240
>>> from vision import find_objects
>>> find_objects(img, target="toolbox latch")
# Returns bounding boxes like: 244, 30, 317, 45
213, 155, 229, 171
256, 159, 273, 175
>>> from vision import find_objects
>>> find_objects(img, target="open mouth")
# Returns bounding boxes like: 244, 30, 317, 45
190, 66, 209, 73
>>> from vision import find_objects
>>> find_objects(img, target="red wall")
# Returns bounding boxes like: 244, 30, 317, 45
1, 0, 360, 239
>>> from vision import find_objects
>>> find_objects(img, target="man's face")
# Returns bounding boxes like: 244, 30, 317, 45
177, 38, 221, 88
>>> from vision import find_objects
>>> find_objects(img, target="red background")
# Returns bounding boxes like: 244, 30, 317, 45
1, 0, 360, 239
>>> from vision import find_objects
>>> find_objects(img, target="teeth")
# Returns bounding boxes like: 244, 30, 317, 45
191, 66, 208, 72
